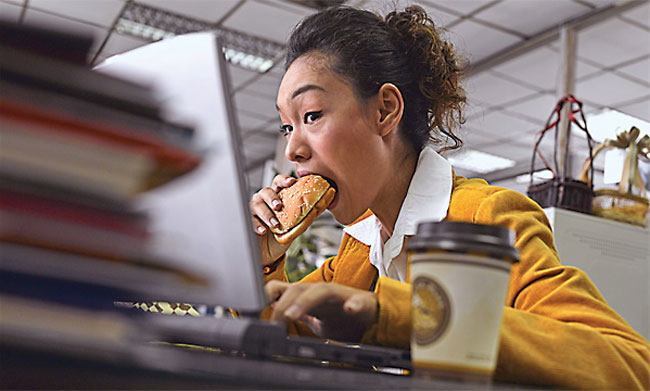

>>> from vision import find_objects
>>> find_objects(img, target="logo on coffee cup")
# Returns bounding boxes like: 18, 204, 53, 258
412, 276, 451, 345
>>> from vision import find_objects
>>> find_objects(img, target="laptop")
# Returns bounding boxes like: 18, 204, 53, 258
96, 33, 410, 371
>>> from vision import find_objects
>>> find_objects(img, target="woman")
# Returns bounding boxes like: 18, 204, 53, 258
248, 6, 649, 389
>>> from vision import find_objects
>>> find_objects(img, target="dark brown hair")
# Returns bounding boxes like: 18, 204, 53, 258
285, 5, 466, 152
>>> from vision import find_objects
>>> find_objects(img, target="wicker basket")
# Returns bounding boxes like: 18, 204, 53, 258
527, 177, 593, 213
526, 95, 595, 214
592, 189, 648, 227
578, 127, 649, 227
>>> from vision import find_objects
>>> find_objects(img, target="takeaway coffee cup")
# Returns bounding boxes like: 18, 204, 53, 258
408, 221, 519, 379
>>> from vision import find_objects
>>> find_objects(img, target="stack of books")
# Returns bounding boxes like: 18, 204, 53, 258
0, 20, 206, 359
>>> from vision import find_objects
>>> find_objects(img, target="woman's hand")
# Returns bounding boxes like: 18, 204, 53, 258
249, 174, 297, 265
265, 280, 378, 343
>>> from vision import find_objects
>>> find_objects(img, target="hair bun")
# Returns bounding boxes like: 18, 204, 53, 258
385, 5, 466, 151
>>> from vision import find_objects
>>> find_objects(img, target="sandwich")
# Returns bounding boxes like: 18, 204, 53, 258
270, 175, 336, 244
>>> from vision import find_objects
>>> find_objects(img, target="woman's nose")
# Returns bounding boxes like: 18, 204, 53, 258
284, 128, 310, 163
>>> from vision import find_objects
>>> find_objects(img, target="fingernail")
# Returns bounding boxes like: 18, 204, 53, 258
257, 226, 266, 234
284, 305, 301, 320
270, 217, 280, 227
272, 200, 281, 209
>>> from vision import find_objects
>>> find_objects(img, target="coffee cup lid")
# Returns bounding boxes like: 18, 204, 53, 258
408, 221, 519, 262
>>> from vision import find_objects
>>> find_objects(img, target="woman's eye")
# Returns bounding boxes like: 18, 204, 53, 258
279, 124, 293, 136
304, 111, 322, 124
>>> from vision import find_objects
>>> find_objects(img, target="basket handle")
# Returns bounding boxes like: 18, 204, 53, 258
529, 95, 595, 189
578, 127, 648, 197
578, 142, 609, 186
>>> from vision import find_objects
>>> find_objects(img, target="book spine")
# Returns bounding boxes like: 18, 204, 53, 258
0, 192, 149, 237
0, 210, 148, 260
0, 99, 200, 170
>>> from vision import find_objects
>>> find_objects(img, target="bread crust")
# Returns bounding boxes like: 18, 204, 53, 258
270, 175, 333, 235
273, 187, 336, 245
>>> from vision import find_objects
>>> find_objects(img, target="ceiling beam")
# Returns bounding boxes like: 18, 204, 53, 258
467, 0, 647, 77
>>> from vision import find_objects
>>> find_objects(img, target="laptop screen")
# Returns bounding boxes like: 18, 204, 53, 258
95, 33, 267, 312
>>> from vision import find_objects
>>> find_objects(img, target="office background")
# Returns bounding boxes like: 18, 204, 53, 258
1, 0, 648, 194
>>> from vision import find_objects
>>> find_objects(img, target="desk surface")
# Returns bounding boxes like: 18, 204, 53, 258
1, 341, 531, 390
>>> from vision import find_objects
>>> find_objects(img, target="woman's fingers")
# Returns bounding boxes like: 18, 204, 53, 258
251, 216, 267, 236
249, 175, 296, 235
258, 186, 283, 212
270, 283, 309, 322
264, 280, 291, 303
249, 189, 281, 229
265, 283, 379, 341
343, 292, 378, 326
280, 283, 343, 321
271, 174, 296, 193
298, 314, 323, 336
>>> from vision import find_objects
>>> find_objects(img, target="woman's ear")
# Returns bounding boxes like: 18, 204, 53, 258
376, 83, 404, 137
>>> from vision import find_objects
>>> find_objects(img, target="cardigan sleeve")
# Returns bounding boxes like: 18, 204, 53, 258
363, 188, 649, 389
475, 189, 649, 389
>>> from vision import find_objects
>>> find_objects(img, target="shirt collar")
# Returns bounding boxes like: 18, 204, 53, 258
343, 145, 453, 280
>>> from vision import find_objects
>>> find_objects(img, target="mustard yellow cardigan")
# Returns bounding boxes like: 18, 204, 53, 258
264, 176, 650, 389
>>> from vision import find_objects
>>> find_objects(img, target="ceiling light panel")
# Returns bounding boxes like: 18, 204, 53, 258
29, 0, 124, 28
224, 47, 274, 73
117, 2, 284, 73
474, 0, 590, 37
447, 149, 516, 174
515, 169, 554, 184
133, 0, 240, 23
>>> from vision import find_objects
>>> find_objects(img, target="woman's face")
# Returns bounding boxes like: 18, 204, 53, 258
276, 53, 390, 225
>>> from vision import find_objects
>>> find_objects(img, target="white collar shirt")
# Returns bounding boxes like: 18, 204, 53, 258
342, 146, 453, 282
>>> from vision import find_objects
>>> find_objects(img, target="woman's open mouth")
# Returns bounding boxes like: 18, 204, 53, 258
321, 176, 339, 210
